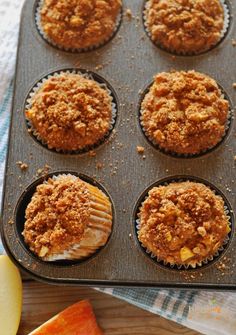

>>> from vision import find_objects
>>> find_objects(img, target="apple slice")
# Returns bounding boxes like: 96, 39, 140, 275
29, 300, 103, 335
0, 255, 22, 335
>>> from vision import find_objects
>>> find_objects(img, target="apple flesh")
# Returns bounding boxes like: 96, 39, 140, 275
0, 255, 22, 335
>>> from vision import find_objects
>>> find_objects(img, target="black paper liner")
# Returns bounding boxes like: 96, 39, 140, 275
133, 175, 234, 271
14, 171, 114, 266
138, 79, 233, 159
142, 0, 232, 56
35, 0, 123, 53
24, 68, 118, 155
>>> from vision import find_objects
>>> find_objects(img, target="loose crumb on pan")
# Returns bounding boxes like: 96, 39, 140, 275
141, 70, 229, 155
36, 164, 51, 177
40, 0, 122, 50
136, 146, 145, 154
138, 181, 230, 267
125, 8, 133, 19
89, 150, 97, 157
233, 83, 236, 89
232, 39, 236, 46
8, 218, 14, 225
145, 0, 225, 54
16, 161, 28, 171
25, 73, 112, 152
96, 162, 103, 169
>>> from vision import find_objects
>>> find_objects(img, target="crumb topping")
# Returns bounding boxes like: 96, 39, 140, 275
145, 0, 224, 54
138, 182, 230, 266
26, 73, 112, 151
23, 175, 91, 257
40, 0, 122, 49
141, 71, 229, 155
137, 146, 145, 154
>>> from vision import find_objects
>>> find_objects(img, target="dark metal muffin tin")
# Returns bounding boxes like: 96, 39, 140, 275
1, 0, 236, 289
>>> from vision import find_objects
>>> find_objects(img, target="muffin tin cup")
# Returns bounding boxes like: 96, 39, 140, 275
134, 176, 234, 271
35, 0, 123, 53
14, 171, 114, 266
25, 68, 118, 155
138, 79, 233, 159
142, 0, 231, 56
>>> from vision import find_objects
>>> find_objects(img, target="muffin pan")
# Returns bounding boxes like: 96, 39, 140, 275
1, 0, 236, 289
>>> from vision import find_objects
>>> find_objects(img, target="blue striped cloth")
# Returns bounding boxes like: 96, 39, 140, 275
1, 2, 236, 335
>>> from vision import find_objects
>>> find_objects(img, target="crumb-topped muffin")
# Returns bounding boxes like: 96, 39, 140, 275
23, 174, 112, 261
140, 71, 229, 155
26, 73, 113, 152
138, 181, 230, 267
145, 0, 225, 54
39, 0, 122, 50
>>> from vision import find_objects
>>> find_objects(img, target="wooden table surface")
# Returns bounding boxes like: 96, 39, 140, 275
18, 281, 202, 335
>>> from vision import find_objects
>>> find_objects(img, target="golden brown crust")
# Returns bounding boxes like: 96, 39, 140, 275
40, 0, 122, 49
141, 71, 229, 155
23, 175, 91, 257
138, 182, 230, 266
145, 0, 224, 54
26, 73, 113, 151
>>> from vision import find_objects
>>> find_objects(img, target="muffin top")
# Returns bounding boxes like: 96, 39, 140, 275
138, 181, 230, 266
26, 73, 113, 151
23, 175, 91, 258
145, 0, 225, 54
40, 0, 122, 49
141, 71, 229, 155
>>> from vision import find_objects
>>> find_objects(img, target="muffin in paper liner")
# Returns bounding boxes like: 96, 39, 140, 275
35, 0, 123, 53
25, 69, 118, 154
143, 0, 231, 56
134, 177, 234, 270
22, 174, 113, 262
139, 71, 232, 158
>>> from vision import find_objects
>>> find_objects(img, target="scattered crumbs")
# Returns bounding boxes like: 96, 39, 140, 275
16, 161, 28, 171
182, 271, 203, 281
232, 39, 236, 47
137, 146, 145, 154
89, 150, 96, 157
123, 208, 127, 213
36, 164, 51, 177
233, 83, 236, 89
125, 8, 133, 19
142, 155, 146, 160
95, 64, 103, 71
234, 156, 236, 161
215, 256, 232, 277
96, 162, 103, 169
8, 218, 14, 225
129, 233, 132, 238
